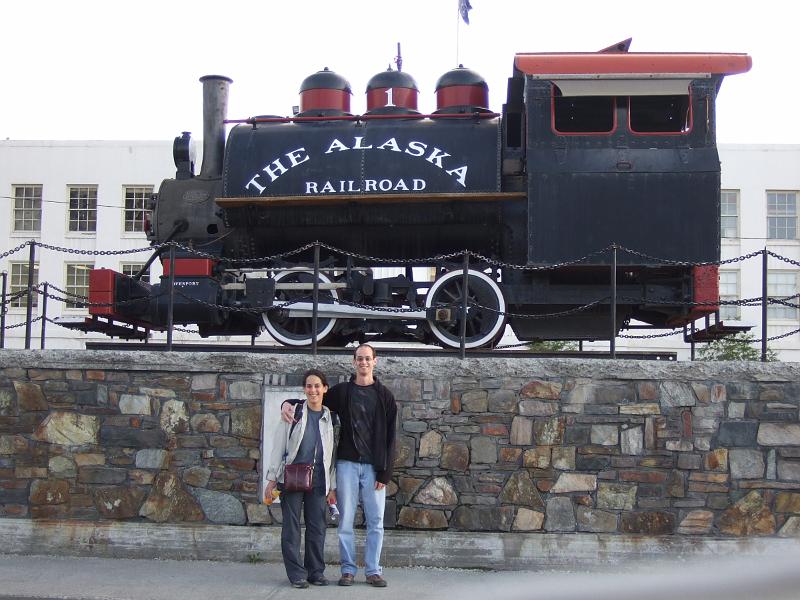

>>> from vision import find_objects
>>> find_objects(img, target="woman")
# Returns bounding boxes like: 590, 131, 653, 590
265, 369, 337, 589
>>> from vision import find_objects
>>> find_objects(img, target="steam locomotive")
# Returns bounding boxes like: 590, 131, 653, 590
85, 41, 751, 348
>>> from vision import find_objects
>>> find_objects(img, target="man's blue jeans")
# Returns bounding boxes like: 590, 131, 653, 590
336, 460, 385, 577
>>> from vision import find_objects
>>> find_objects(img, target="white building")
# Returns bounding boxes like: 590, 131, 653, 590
1, 141, 798, 359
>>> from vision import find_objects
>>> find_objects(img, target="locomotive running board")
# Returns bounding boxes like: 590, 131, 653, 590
281, 302, 426, 320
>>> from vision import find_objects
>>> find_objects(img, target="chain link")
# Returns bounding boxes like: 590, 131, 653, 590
767, 250, 800, 269
618, 329, 684, 339
0, 240, 33, 260
34, 241, 162, 256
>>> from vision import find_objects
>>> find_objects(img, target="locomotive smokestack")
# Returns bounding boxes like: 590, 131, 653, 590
198, 75, 233, 180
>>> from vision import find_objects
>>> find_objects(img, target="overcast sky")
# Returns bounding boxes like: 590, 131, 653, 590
1, 0, 795, 144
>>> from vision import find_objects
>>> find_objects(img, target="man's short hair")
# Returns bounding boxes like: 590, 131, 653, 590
353, 343, 376, 359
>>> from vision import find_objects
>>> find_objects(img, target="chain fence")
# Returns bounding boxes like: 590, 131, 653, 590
1, 240, 798, 359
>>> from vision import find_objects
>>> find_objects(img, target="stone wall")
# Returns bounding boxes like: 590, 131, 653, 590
2, 350, 800, 540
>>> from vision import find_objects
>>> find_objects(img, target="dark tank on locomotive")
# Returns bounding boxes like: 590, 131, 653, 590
86, 42, 752, 349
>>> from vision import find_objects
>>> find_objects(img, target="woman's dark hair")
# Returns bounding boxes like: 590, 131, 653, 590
302, 368, 328, 387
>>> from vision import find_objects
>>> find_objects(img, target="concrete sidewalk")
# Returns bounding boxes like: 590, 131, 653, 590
2, 553, 800, 600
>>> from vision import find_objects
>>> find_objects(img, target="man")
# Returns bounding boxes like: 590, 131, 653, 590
281, 343, 397, 588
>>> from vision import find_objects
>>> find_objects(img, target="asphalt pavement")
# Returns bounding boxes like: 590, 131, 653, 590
2, 552, 800, 600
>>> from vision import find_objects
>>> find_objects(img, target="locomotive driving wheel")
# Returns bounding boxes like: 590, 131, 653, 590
424, 269, 506, 349
262, 270, 339, 346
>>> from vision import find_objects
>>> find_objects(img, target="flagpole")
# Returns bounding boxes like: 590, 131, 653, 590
456, 1, 461, 66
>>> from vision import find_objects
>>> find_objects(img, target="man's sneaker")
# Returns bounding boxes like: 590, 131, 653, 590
366, 574, 388, 588
338, 574, 355, 586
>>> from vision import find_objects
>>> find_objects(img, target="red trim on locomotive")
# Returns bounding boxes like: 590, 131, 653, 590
514, 53, 752, 76
88, 269, 116, 316
300, 88, 351, 113
366, 87, 418, 111
162, 259, 215, 277
436, 85, 489, 110
666, 265, 720, 326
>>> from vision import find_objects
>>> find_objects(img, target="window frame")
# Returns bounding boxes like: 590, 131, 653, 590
720, 190, 740, 239
121, 262, 150, 284
11, 184, 43, 233
8, 261, 39, 309
67, 185, 98, 233
63, 262, 94, 310
767, 270, 799, 322
718, 270, 740, 321
766, 191, 798, 241
122, 185, 153, 234
551, 85, 617, 136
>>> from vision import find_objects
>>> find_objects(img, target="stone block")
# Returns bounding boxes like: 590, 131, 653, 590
552, 446, 576, 471
520, 380, 562, 400
227, 380, 261, 401
191, 487, 246, 524
620, 426, 643, 455
93, 486, 146, 519
591, 424, 618, 446
777, 461, 800, 481
398, 507, 448, 529
441, 442, 469, 471
534, 416, 565, 446
119, 394, 151, 415
487, 389, 517, 413
415, 477, 458, 506
544, 497, 575, 532
677, 510, 713, 535
522, 447, 550, 469
100, 426, 166, 449
246, 503, 272, 525
619, 511, 675, 535
778, 516, 800, 537
190, 414, 221, 433
160, 400, 189, 434
513, 507, 544, 531
658, 382, 696, 408
470, 436, 497, 464
576, 507, 617, 533
518, 400, 558, 417
597, 482, 637, 510
33, 411, 99, 446
135, 448, 167, 470
677, 454, 702, 470
78, 466, 127, 485
729, 448, 765, 480
758, 423, 800, 446
510, 416, 533, 445
419, 430, 442, 458
719, 491, 776, 536
619, 403, 660, 415
460, 390, 488, 412
230, 405, 261, 440
29, 479, 70, 505
13, 382, 47, 411
500, 471, 544, 509
550, 473, 596, 494
718, 421, 758, 446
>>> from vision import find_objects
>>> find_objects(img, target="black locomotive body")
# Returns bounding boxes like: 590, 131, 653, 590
88, 44, 752, 348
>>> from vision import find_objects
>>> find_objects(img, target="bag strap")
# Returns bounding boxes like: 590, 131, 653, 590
283, 401, 304, 463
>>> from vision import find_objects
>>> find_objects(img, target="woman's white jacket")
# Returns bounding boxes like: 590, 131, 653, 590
266, 403, 337, 495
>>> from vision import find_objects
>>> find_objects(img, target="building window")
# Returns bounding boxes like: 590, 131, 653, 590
65, 263, 93, 309
68, 186, 98, 232
12, 185, 43, 232
121, 263, 150, 284
767, 271, 799, 321
124, 186, 152, 233
719, 270, 740, 321
8, 262, 39, 308
767, 191, 797, 240
721, 190, 739, 239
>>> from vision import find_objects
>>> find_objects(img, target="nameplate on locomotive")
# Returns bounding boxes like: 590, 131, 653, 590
223, 119, 500, 197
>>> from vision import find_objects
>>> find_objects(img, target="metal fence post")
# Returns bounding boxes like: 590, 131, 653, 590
610, 244, 617, 359
459, 252, 470, 360
762, 247, 768, 362
40, 282, 48, 349
312, 242, 320, 356
166, 243, 176, 351
0, 270, 7, 348
24, 241, 36, 349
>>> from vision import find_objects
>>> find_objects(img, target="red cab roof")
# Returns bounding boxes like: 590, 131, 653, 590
514, 53, 752, 76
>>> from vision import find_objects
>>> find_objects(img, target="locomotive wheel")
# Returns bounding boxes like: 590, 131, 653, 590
424, 269, 506, 349
262, 271, 339, 346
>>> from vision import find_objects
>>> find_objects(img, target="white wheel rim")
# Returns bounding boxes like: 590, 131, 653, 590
424, 269, 505, 349
262, 270, 339, 346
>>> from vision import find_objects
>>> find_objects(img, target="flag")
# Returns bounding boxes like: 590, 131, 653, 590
459, 0, 472, 24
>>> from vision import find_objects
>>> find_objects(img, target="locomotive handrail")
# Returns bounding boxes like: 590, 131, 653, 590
226, 111, 501, 126
216, 191, 526, 208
